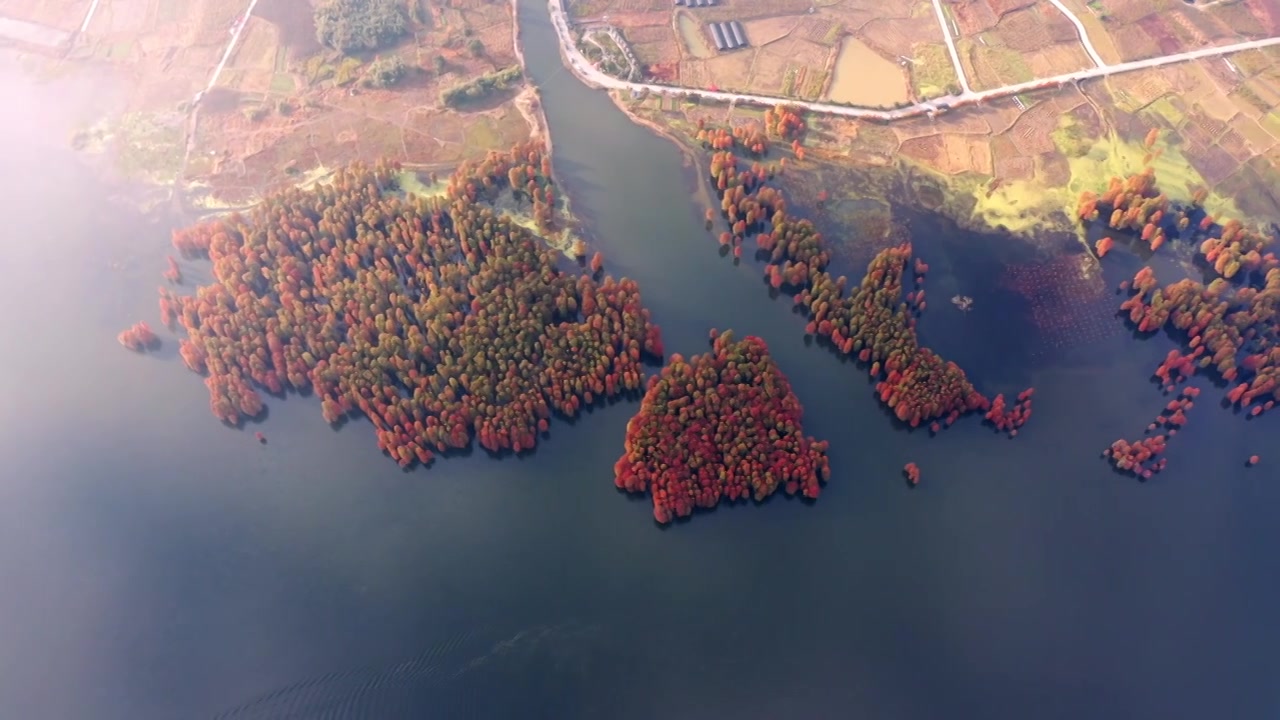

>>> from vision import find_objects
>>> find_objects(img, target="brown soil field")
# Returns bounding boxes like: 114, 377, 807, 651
799, 17, 843, 46
0, 0, 93, 32
1104, 22, 1162, 62
632, 40, 680, 68
948, 134, 993, 175
701, 49, 754, 90
220, 18, 276, 91
1104, 70, 1173, 113
982, 0, 1037, 16
1006, 100, 1059, 156
1245, 73, 1280, 105
568, 0, 614, 16
1218, 126, 1254, 163
858, 16, 939, 59
626, 24, 672, 43
962, 42, 1033, 90
679, 58, 709, 88
1023, 43, 1091, 78
965, 98, 1021, 135
952, 1, 1000, 36
746, 45, 792, 95
90, 0, 153, 35
1229, 113, 1278, 152
899, 134, 945, 167
1095, 0, 1177, 26
993, 152, 1035, 182
743, 15, 804, 46
992, 5, 1080, 52
1176, 110, 1224, 149
896, 130, 993, 174
853, 123, 902, 156
53, 0, 536, 202
1184, 139, 1240, 185
1199, 0, 1280, 37
1036, 150, 1070, 186
1135, 14, 1194, 56
600, 9, 669, 28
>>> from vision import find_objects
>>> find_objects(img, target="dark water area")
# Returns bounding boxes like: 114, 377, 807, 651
3, 6, 1280, 719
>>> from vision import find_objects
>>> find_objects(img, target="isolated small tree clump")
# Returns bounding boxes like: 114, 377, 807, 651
314, 0, 409, 54
364, 56, 409, 88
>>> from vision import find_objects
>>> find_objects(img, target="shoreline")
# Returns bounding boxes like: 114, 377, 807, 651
510, 0, 554, 161
606, 89, 716, 197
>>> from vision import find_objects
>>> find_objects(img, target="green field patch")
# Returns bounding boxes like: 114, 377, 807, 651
803, 70, 829, 100
781, 66, 798, 96
1229, 48, 1271, 77
1261, 111, 1280, 140
462, 116, 500, 149
113, 112, 186, 185
1145, 96, 1185, 126
959, 118, 1243, 237
978, 45, 1033, 85
157, 0, 187, 24
909, 43, 957, 98
1232, 82, 1273, 115
270, 73, 297, 94
1052, 114, 1092, 158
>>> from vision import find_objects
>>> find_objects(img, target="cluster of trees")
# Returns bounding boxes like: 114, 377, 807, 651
118, 321, 159, 352
1076, 144, 1277, 279
161, 142, 666, 467
314, 0, 410, 54
1075, 143, 1279, 477
440, 65, 522, 107
613, 330, 831, 524
763, 104, 805, 141
694, 118, 1024, 435
363, 56, 409, 88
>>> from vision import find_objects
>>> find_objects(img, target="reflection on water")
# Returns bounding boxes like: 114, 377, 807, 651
0, 7, 1279, 719
212, 622, 608, 719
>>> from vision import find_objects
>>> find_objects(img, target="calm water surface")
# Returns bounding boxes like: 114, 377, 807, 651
1, 5, 1278, 717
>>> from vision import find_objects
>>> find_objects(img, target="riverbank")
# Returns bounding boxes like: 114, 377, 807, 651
16, 0, 540, 212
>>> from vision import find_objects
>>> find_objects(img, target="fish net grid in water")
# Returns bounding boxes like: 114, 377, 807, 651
1001, 256, 1123, 361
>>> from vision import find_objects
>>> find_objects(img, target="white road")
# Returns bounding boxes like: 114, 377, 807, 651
548, 0, 1280, 123
202, 0, 262, 97
1046, 0, 1109, 67
928, 0, 972, 94
78, 0, 103, 34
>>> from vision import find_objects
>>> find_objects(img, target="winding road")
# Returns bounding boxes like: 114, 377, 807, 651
1046, 0, 1109, 67
548, 0, 1280, 122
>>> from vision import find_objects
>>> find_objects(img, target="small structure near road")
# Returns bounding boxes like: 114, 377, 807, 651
675, 0, 719, 6
706, 21, 748, 52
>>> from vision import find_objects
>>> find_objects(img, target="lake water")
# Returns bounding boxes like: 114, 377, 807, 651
1, 3, 1278, 718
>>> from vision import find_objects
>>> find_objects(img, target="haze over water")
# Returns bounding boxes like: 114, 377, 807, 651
2, 3, 1279, 716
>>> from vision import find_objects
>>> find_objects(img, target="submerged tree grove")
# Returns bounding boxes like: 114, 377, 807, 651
162, 143, 665, 469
